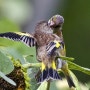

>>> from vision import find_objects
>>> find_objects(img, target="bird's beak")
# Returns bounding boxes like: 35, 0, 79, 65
48, 19, 55, 27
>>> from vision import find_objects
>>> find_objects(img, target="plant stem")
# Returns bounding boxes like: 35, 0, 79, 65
22, 63, 41, 68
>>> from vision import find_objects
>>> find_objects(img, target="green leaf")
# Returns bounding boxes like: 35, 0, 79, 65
58, 56, 75, 61
0, 71, 16, 86
68, 61, 90, 75
69, 70, 81, 90
0, 51, 14, 74
0, 38, 37, 64
28, 68, 39, 90
86, 82, 90, 89
0, 47, 26, 64
25, 54, 37, 63
37, 81, 49, 90
50, 81, 58, 90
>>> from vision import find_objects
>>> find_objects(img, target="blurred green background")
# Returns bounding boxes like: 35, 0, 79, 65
0, 0, 90, 85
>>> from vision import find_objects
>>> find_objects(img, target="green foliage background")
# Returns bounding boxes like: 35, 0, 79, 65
58, 0, 90, 82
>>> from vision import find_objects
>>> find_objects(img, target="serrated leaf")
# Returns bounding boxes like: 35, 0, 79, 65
68, 61, 90, 75
0, 71, 16, 86
69, 70, 81, 90
0, 51, 14, 74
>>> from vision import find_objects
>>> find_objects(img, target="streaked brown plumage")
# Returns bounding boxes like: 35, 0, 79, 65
34, 21, 62, 82
34, 21, 60, 62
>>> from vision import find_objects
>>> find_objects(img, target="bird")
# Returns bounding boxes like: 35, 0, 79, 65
33, 21, 62, 82
48, 14, 75, 88
0, 21, 62, 83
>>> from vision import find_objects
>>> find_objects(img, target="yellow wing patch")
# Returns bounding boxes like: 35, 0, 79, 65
15, 32, 33, 37
54, 40, 61, 48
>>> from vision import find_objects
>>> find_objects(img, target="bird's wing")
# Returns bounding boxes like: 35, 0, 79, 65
46, 40, 66, 56
0, 32, 36, 47
46, 40, 61, 56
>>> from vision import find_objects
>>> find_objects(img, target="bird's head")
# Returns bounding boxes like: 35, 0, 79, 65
48, 15, 64, 28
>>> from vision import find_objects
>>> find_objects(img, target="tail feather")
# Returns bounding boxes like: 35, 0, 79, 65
57, 59, 75, 87
48, 68, 61, 80
36, 69, 47, 83
66, 75, 75, 88
36, 68, 61, 83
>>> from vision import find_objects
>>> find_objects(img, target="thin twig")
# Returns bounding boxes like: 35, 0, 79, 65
22, 63, 41, 68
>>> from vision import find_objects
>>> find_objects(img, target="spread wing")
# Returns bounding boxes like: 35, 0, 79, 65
0, 32, 36, 47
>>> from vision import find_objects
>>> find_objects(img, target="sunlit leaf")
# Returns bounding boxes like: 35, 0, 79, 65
50, 81, 58, 90
0, 71, 16, 86
37, 81, 48, 90
0, 51, 14, 74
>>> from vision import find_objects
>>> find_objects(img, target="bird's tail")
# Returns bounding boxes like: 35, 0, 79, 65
36, 67, 61, 83
65, 74, 75, 88
36, 61, 62, 83
63, 68, 75, 88
57, 58, 75, 88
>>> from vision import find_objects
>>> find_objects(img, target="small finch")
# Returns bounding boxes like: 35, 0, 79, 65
0, 21, 62, 83
0, 15, 75, 88
34, 21, 62, 82
48, 14, 75, 88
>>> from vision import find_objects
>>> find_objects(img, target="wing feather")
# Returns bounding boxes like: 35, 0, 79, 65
0, 32, 36, 47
